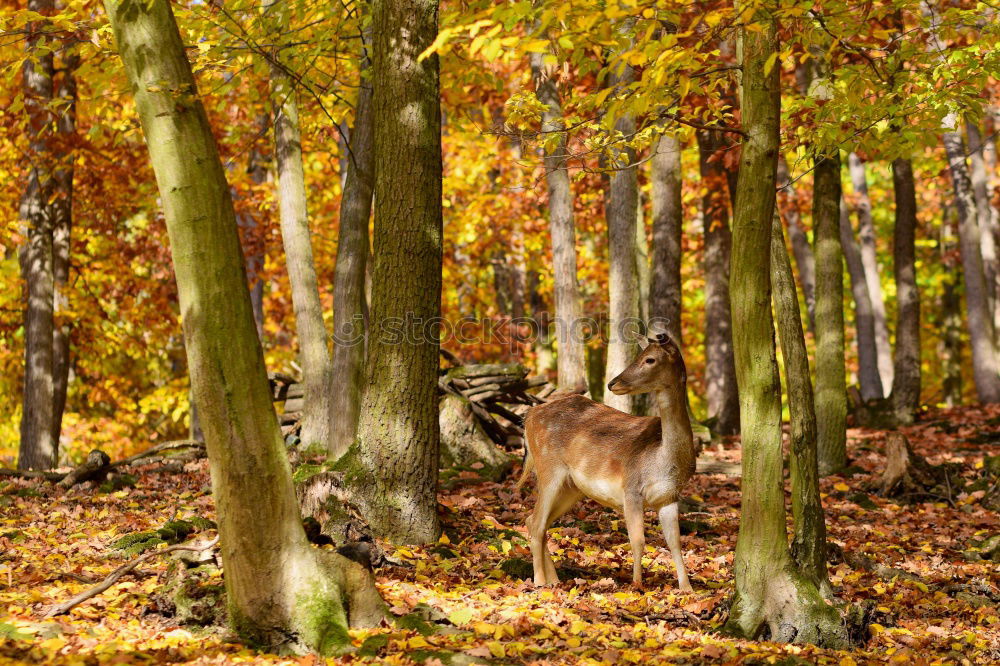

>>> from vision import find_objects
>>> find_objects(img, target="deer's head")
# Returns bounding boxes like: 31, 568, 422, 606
607, 333, 686, 395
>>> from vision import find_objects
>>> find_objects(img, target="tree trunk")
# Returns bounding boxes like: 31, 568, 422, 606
329, 22, 374, 460
967, 119, 1000, 335
603, 59, 640, 414
890, 158, 921, 422
847, 153, 893, 392
839, 196, 884, 400
50, 36, 78, 450
529, 52, 586, 391
724, 4, 844, 644
635, 189, 651, 324
103, 0, 385, 652
777, 154, 816, 330
813, 152, 848, 475
266, 0, 333, 449
649, 133, 683, 345
346, 0, 443, 543
939, 204, 964, 406
771, 212, 830, 596
943, 113, 1000, 403
697, 130, 740, 435
243, 112, 270, 341
18, 0, 58, 471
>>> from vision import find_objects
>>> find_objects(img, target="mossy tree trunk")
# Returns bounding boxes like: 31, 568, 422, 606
813, 151, 848, 475
649, 133, 683, 346
777, 154, 816, 330
839, 196, 884, 401
891, 157, 921, 422
724, 2, 845, 645
103, 0, 385, 653
264, 0, 334, 449
771, 213, 831, 596
329, 19, 375, 459
18, 0, 58, 471
346, 0, 443, 544
529, 49, 586, 391
697, 129, 739, 434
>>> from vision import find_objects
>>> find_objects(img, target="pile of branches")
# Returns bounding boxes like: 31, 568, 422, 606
271, 362, 554, 448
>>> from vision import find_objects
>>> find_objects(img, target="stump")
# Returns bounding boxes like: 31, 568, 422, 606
869, 432, 945, 497
439, 394, 515, 481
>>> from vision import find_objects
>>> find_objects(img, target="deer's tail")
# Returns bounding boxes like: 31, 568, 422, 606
515, 449, 534, 492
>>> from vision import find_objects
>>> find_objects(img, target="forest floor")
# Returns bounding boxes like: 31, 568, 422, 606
1, 406, 999, 665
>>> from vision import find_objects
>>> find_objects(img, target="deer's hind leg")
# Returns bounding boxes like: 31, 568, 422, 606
527, 469, 581, 585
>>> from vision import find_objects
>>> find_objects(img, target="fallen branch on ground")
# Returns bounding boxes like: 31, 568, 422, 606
43, 536, 219, 619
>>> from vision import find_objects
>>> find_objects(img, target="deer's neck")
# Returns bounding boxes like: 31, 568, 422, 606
654, 384, 694, 455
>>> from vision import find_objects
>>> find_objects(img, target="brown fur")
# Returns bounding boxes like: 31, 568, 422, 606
521, 335, 696, 590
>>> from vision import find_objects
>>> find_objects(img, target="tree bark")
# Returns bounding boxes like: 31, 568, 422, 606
529, 52, 586, 391
890, 158, 921, 422
777, 154, 816, 330
770, 212, 830, 596
697, 130, 739, 435
813, 152, 848, 475
18, 0, 58, 471
329, 21, 374, 459
50, 33, 78, 451
635, 189, 651, 324
847, 153, 893, 392
242, 112, 270, 341
603, 55, 640, 414
103, 0, 385, 652
967, 119, 1000, 335
839, 196, 884, 400
649, 133, 683, 346
346, 0, 443, 543
266, 0, 334, 449
724, 3, 844, 644
942, 113, 1000, 403
939, 204, 964, 406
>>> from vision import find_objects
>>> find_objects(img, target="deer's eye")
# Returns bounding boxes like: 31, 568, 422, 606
645, 358, 656, 364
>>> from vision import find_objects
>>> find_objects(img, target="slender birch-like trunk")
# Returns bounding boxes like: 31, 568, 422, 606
839, 196, 884, 400
648, 133, 683, 346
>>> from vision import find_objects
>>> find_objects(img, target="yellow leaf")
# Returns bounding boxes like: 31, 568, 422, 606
834, 482, 850, 492
448, 608, 473, 626
487, 641, 505, 658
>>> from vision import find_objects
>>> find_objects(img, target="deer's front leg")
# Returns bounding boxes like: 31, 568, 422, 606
623, 495, 646, 587
658, 501, 692, 592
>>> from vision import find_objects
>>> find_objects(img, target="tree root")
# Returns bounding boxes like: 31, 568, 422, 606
866, 432, 958, 500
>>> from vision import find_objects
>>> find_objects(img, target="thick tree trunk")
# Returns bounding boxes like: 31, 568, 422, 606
649, 133, 683, 345
724, 4, 844, 644
329, 24, 374, 459
603, 59, 640, 414
942, 113, 1000, 403
267, 0, 333, 449
890, 158, 921, 422
18, 0, 58, 471
770, 213, 830, 596
50, 40, 78, 450
697, 130, 739, 435
347, 0, 443, 543
847, 153, 893, 391
104, 0, 385, 652
813, 152, 848, 475
967, 120, 1000, 334
529, 52, 586, 391
839, 196, 884, 400
777, 154, 816, 330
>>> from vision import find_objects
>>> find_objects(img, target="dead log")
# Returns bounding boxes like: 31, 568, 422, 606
695, 458, 742, 476
59, 450, 112, 488
439, 394, 515, 480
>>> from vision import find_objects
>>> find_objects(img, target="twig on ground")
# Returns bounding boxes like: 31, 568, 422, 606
42, 536, 219, 619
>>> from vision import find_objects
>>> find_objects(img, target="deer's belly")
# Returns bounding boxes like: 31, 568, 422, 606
570, 474, 624, 509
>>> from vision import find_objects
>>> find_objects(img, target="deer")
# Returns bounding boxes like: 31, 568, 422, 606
517, 332, 696, 591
